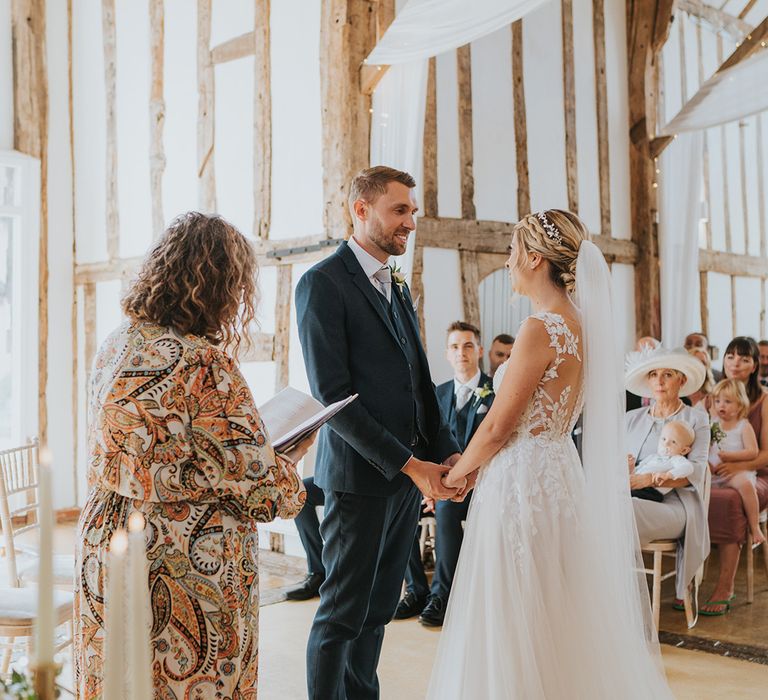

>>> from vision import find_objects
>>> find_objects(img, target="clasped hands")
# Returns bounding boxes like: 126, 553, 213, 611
403, 453, 471, 508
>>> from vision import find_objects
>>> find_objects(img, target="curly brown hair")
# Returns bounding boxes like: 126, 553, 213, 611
122, 212, 258, 352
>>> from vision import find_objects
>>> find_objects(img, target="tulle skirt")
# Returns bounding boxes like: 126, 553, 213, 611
426, 436, 675, 700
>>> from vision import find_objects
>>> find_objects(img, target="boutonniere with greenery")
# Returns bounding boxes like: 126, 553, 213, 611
710, 421, 727, 445
0, 667, 62, 698
389, 264, 406, 291
473, 382, 494, 406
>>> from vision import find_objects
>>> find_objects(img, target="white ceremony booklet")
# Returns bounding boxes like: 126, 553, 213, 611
259, 387, 358, 452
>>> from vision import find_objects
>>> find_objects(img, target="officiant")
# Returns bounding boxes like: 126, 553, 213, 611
395, 321, 495, 627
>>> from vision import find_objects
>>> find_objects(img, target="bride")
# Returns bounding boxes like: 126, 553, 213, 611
427, 210, 674, 699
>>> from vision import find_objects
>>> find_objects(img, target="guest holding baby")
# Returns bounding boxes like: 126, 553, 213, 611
624, 346, 710, 607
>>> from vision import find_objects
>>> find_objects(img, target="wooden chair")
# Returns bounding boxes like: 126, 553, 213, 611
0, 440, 75, 588
641, 467, 712, 630
745, 509, 768, 604
418, 516, 436, 565
0, 441, 74, 676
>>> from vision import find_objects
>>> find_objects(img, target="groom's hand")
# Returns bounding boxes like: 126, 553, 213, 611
402, 457, 458, 501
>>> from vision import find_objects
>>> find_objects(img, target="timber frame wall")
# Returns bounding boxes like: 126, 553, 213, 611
11, 0, 767, 500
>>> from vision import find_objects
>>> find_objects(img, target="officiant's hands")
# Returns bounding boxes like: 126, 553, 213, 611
402, 456, 459, 501
279, 431, 318, 465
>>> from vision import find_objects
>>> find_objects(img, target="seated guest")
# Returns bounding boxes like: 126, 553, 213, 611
685, 331, 722, 381
285, 476, 326, 600
687, 346, 716, 410
395, 321, 495, 627
624, 346, 710, 610
704, 337, 768, 615
487, 333, 514, 377
759, 340, 768, 388
626, 336, 660, 411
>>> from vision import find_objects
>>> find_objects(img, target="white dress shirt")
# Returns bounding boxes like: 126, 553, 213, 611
453, 370, 482, 411
348, 236, 391, 302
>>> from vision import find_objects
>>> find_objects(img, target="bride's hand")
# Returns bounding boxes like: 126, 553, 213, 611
442, 470, 466, 491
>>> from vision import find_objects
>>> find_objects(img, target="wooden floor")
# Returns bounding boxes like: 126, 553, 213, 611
258, 597, 768, 699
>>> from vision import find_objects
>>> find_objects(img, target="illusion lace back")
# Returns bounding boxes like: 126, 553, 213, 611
426, 312, 674, 700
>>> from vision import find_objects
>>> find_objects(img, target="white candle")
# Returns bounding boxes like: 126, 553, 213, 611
103, 529, 128, 700
128, 512, 154, 700
34, 446, 54, 667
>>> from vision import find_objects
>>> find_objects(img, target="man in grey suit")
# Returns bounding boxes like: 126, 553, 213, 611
296, 166, 462, 700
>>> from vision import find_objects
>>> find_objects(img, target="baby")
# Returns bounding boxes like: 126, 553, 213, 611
632, 420, 695, 495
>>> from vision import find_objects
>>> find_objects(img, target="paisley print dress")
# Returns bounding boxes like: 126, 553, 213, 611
74, 322, 305, 699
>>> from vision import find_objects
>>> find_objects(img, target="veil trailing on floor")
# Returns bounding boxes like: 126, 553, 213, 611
574, 240, 672, 689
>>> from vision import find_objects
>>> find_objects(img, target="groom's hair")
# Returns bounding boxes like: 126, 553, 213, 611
446, 321, 482, 343
348, 166, 416, 209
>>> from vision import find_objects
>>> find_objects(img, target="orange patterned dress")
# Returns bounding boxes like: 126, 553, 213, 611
74, 322, 305, 699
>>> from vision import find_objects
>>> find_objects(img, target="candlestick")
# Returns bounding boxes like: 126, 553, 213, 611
128, 512, 154, 700
34, 446, 54, 668
103, 529, 128, 700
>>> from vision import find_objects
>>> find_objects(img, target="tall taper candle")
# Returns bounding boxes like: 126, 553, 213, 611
34, 446, 54, 668
128, 512, 154, 700
103, 529, 128, 700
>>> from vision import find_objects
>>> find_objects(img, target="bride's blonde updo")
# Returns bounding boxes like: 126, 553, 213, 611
511, 209, 589, 294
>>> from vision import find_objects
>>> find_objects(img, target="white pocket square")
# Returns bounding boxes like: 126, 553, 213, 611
477, 404, 489, 414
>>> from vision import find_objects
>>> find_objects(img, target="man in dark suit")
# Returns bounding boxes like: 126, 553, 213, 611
395, 321, 495, 627
296, 166, 462, 700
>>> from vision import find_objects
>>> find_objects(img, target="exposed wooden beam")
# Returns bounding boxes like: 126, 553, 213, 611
738, 120, 750, 252
254, 0, 271, 238
677, 0, 752, 42
716, 36, 733, 253
649, 135, 674, 159
411, 243, 427, 348
210, 31, 255, 64
758, 115, 767, 260
626, 0, 674, 339
511, 21, 530, 218
739, 0, 758, 20
12, 0, 49, 447
456, 44, 476, 220
561, 0, 578, 213
149, 0, 165, 240
459, 251, 481, 329
320, 0, 377, 237
699, 270, 709, 338
698, 249, 768, 277
696, 20, 713, 250
74, 257, 144, 285
415, 217, 638, 264
83, 282, 97, 380
274, 265, 292, 391
422, 57, 438, 218
197, 0, 216, 211
592, 0, 611, 235
102, 0, 119, 260
361, 63, 389, 95
717, 14, 768, 73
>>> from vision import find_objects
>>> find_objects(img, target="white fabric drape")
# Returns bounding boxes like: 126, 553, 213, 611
369, 61, 429, 277
660, 50, 768, 135
366, 0, 548, 65
659, 131, 703, 348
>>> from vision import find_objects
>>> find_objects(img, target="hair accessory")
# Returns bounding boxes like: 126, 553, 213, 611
536, 212, 563, 244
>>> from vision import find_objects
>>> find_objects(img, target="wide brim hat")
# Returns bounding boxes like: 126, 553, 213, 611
625, 346, 706, 399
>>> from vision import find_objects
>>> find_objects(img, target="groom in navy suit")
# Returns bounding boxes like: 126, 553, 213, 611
396, 321, 495, 626
296, 166, 462, 700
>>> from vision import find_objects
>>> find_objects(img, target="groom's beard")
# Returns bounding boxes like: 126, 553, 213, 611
370, 218, 410, 257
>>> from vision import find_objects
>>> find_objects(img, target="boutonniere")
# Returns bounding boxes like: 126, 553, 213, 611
473, 382, 494, 406
710, 421, 727, 445
389, 263, 406, 291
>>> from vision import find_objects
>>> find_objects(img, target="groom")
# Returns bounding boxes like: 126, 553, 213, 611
296, 166, 461, 699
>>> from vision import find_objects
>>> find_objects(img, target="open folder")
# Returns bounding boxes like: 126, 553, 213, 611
259, 387, 358, 453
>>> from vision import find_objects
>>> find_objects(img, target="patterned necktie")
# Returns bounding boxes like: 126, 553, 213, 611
456, 385, 473, 412
373, 266, 392, 303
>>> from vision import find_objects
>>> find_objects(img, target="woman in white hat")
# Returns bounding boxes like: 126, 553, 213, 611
625, 346, 711, 610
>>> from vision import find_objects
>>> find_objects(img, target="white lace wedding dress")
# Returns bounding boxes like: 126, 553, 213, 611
427, 312, 674, 699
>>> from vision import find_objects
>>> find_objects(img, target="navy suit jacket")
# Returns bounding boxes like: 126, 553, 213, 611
435, 372, 494, 450
295, 241, 460, 497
